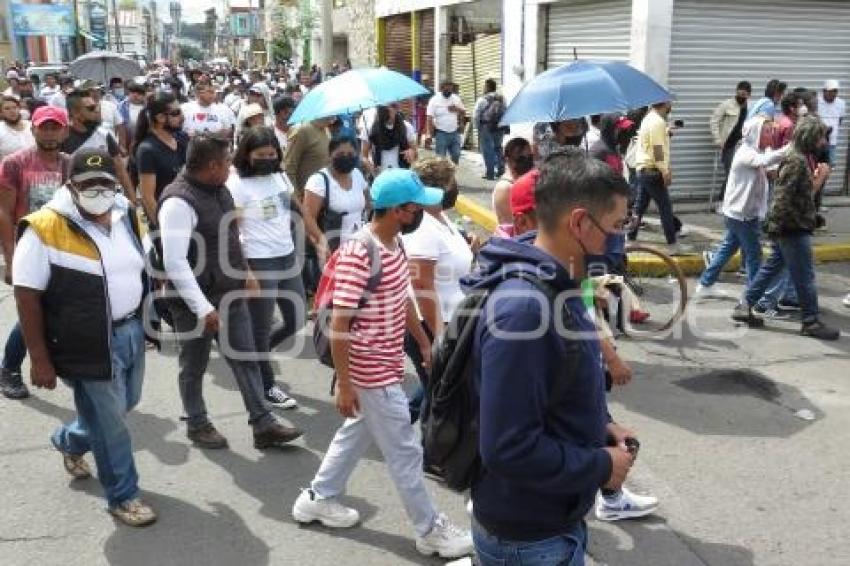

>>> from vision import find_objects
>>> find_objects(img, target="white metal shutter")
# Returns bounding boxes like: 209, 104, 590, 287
668, 0, 850, 198
546, 0, 632, 68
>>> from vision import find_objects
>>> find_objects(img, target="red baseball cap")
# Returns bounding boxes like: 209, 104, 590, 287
510, 169, 539, 215
32, 106, 68, 127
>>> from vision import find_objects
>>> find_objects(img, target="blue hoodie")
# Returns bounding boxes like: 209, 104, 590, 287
462, 234, 612, 541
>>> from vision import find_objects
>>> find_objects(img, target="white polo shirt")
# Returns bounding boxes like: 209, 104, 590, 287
14, 205, 145, 320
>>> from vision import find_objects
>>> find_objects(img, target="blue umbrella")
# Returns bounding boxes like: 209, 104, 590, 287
500, 60, 672, 125
288, 68, 430, 125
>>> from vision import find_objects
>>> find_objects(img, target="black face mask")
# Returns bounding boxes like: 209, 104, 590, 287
332, 154, 358, 174
442, 188, 459, 210
401, 208, 425, 234
513, 154, 534, 176
441, 90, 452, 98
252, 158, 279, 176
83, 119, 101, 130
735, 96, 748, 105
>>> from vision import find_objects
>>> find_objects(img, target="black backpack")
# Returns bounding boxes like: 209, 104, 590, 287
481, 94, 507, 132
421, 271, 572, 492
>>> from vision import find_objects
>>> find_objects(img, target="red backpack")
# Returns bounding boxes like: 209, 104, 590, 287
312, 230, 384, 370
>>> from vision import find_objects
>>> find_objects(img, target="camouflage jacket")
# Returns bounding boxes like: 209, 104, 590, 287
764, 152, 817, 237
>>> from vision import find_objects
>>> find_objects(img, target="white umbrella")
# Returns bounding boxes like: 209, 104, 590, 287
69, 51, 142, 85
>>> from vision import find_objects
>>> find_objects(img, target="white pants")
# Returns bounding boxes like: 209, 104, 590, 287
311, 383, 438, 537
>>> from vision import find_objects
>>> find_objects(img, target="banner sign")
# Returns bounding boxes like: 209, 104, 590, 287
10, 3, 76, 37
88, 2, 108, 49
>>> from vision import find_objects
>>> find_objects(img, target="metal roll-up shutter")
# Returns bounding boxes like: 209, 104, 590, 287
668, 0, 850, 199
546, 0, 632, 68
385, 14, 412, 78
419, 9, 435, 91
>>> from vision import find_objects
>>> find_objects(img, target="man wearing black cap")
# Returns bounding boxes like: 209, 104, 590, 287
13, 148, 156, 527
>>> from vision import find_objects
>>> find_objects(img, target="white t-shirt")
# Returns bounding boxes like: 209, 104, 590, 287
818, 95, 846, 146
99, 99, 124, 136
274, 125, 289, 154
39, 85, 59, 99
181, 100, 236, 136
360, 119, 416, 170
0, 120, 34, 158
305, 167, 368, 244
402, 212, 473, 322
226, 171, 296, 259
14, 208, 145, 320
427, 93, 465, 133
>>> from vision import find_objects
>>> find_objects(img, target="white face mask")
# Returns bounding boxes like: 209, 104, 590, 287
75, 186, 116, 216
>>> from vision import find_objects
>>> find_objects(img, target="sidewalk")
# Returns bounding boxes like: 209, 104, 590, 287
447, 149, 850, 275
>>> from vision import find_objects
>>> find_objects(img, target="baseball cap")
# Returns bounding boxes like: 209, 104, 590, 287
69, 149, 118, 184
510, 169, 540, 215
240, 103, 265, 122
31, 106, 68, 127
369, 169, 444, 210
824, 79, 840, 91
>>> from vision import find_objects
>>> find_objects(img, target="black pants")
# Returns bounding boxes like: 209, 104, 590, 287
719, 143, 736, 201
403, 321, 434, 424
630, 170, 677, 244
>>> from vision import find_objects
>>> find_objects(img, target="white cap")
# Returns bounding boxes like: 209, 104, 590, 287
824, 79, 840, 91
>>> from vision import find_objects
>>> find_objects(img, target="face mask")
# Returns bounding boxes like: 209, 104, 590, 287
401, 208, 425, 235
513, 154, 534, 176
441, 188, 459, 210
441, 90, 452, 98
74, 187, 115, 216
252, 158, 279, 176
113, 88, 125, 98
735, 96, 747, 105
83, 119, 101, 130
332, 154, 358, 174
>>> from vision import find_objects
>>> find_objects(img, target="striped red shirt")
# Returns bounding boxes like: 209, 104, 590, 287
332, 236, 409, 388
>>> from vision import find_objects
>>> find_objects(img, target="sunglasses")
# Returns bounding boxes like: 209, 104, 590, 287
77, 186, 117, 199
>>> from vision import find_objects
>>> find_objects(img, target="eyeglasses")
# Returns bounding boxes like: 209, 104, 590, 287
77, 186, 117, 199
587, 212, 634, 236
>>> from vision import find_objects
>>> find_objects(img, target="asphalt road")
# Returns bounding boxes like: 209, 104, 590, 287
1, 262, 850, 566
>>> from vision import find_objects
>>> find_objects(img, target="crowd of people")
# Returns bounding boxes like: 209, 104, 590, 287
0, 56, 845, 565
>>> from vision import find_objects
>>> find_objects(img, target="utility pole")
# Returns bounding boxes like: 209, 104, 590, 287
320, 0, 333, 71
111, 0, 123, 52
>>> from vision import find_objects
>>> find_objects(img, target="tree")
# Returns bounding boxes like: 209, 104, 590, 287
178, 44, 204, 63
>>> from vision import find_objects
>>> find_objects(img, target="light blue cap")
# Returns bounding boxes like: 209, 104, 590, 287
369, 168, 444, 209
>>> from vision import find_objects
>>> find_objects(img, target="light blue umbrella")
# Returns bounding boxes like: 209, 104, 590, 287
500, 60, 672, 125
288, 68, 430, 125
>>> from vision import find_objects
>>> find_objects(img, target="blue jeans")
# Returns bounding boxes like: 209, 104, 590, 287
51, 318, 145, 508
630, 170, 677, 244
757, 269, 799, 311
479, 127, 504, 179
473, 518, 587, 566
247, 254, 306, 390
744, 235, 819, 323
699, 217, 762, 287
2, 321, 26, 372
435, 129, 461, 164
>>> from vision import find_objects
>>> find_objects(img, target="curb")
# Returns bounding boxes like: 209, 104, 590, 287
456, 195, 850, 276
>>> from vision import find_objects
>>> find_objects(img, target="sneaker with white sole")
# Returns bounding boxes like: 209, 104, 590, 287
753, 304, 790, 320
694, 283, 729, 300
595, 487, 659, 521
416, 513, 474, 559
265, 385, 298, 409
292, 489, 360, 528
843, 293, 850, 308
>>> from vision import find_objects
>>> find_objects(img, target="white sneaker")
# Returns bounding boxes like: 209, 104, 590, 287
595, 487, 659, 522
416, 513, 474, 559
292, 489, 360, 528
843, 293, 850, 308
695, 284, 730, 300
266, 385, 298, 409
445, 559, 474, 566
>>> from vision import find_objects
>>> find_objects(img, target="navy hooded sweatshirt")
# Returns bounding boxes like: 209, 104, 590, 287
462, 234, 612, 541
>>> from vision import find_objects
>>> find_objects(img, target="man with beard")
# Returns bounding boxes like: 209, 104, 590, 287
292, 169, 473, 561
61, 90, 136, 205
0, 106, 70, 399
0, 96, 34, 159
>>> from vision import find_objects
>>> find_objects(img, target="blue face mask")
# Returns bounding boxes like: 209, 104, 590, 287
585, 233, 626, 276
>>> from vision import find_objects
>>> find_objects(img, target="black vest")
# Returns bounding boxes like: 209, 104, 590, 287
157, 171, 246, 308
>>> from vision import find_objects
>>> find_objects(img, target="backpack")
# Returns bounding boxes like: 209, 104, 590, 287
481, 94, 507, 132
421, 271, 573, 492
311, 229, 384, 370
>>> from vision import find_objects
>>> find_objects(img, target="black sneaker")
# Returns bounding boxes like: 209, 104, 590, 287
801, 321, 840, 341
777, 299, 801, 311
0, 368, 30, 399
731, 304, 764, 328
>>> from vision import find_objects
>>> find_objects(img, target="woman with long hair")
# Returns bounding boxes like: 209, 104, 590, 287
134, 91, 188, 225
361, 104, 417, 175
227, 126, 324, 406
